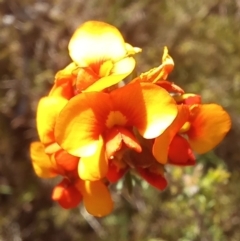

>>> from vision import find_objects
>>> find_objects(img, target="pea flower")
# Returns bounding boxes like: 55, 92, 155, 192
55, 81, 178, 181
54, 21, 141, 94
153, 95, 231, 165
30, 142, 113, 216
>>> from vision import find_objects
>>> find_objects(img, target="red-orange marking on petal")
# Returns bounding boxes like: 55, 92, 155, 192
76, 67, 99, 92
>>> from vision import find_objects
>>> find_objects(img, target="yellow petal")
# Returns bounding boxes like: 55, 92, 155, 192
125, 43, 142, 55
55, 92, 111, 157
30, 142, 58, 178
78, 136, 108, 181
69, 21, 127, 66
37, 96, 68, 145
76, 180, 113, 217
84, 57, 135, 92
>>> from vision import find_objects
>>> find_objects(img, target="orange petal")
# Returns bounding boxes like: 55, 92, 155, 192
50, 62, 77, 99
160, 46, 174, 80
119, 127, 142, 153
78, 136, 108, 181
153, 105, 189, 164
187, 104, 231, 154
111, 82, 178, 139
69, 21, 127, 66
132, 47, 174, 83
137, 165, 167, 190
76, 180, 113, 217
84, 57, 135, 92
52, 179, 82, 209
76, 67, 99, 92
55, 91, 111, 157
30, 142, 58, 178
105, 127, 141, 158
37, 96, 68, 145
54, 150, 79, 172
168, 135, 195, 166
156, 81, 185, 94
106, 160, 128, 183
105, 128, 123, 158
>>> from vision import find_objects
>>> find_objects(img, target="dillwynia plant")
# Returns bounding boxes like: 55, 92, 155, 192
30, 21, 231, 217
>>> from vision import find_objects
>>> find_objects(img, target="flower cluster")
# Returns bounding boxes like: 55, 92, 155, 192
30, 21, 231, 217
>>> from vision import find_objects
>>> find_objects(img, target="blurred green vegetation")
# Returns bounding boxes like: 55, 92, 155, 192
0, 0, 240, 240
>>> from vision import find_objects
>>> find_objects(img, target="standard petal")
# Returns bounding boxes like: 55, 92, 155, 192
37, 96, 68, 145
55, 92, 111, 157
187, 104, 231, 154
111, 82, 178, 139
76, 180, 113, 217
68, 21, 126, 66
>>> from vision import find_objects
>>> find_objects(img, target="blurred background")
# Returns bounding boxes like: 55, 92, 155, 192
0, 0, 240, 240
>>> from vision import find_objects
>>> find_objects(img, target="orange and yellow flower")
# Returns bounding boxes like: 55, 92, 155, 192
153, 96, 231, 165
53, 21, 141, 95
29, 20, 231, 217
55, 81, 178, 181
30, 142, 113, 216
